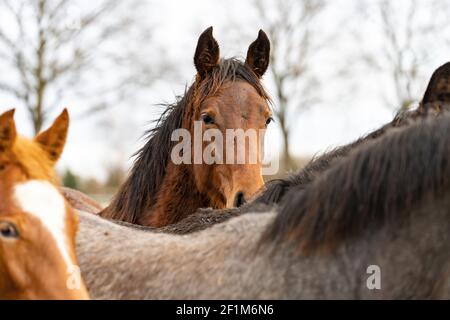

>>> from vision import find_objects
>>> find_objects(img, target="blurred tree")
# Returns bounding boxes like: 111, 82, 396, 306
252, 0, 327, 170
103, 163, 126, 191
0, 0, 158, 133
355, 0, 450, 111
72, 164, 125, 204
80, 177, 103, 195
62, 168, 79, 189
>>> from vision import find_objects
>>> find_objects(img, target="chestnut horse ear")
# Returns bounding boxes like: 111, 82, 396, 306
421, 62, 450, 110
35, 108, 69, 162
0, 109, 17, 152
194, 26, 220, 78
245, 30, 270, 78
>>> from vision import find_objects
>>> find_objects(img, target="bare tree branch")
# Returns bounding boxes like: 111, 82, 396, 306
251, 0, 327, 170
357, 0, 448, 111
0, 0, 156, 134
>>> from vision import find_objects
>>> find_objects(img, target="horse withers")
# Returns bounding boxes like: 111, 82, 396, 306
0, 109, 89, 299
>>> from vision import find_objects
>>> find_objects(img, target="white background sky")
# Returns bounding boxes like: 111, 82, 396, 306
0, 0, 448, 181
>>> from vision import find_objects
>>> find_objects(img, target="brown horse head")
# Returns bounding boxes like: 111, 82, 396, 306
0, 109, 89, 299
189, 27, 272, 208
101, 27, 273, 227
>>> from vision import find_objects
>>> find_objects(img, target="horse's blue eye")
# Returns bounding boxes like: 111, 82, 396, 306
201, 114, 214, 124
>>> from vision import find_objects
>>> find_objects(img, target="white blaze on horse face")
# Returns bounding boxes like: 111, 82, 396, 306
13, 180, 72, 267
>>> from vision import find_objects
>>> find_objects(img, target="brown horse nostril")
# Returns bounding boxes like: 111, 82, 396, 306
234, 191, 246, 208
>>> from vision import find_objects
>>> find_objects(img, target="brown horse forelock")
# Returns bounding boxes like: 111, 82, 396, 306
262, 111, 450, 254
101, 58, 270, 225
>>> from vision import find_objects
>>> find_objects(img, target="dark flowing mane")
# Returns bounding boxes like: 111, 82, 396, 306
256, 62, 450, 206
255, 107, 424, 205
263, 113, 450, 253
102, 58, 270, 223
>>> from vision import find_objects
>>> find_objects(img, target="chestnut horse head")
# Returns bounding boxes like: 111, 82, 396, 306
188, 27, 272, 209
0, 109, 89, 299
101, 27, 273, 227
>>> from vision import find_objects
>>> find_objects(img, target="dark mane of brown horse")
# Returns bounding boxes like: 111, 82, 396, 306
263, 112, 450, 253
257, 61, 450, 206
254, 109, 421, 205
101, 58, 270, 223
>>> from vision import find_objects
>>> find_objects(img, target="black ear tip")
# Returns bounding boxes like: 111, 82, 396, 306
194, 26, 220, 76
202, 26, 214, 37
431, 61, 450, 77
258, 30, 269, 41
197, 26, 215, 44
440, 61, 450, 69
422, 61, 450, 103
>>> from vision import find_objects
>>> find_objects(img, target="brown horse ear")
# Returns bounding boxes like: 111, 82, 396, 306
245, 30, 270, 78
0, 109, 17, 152
194, 26, 220, 78
35, 108, 69, 162
421, 62, 450, 110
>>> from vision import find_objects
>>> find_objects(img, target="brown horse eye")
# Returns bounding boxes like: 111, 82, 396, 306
201, 114, 214, 125
0, 222, 20, 240
265, 117, 274, 127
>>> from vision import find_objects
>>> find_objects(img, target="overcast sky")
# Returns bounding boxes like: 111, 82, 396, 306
0, 0, 448, 181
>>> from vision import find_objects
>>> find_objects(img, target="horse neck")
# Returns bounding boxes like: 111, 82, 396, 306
99, 94, 199, 225
139, 99, 210, 227
100, 156, 209, 227
137, 162, 211, 227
